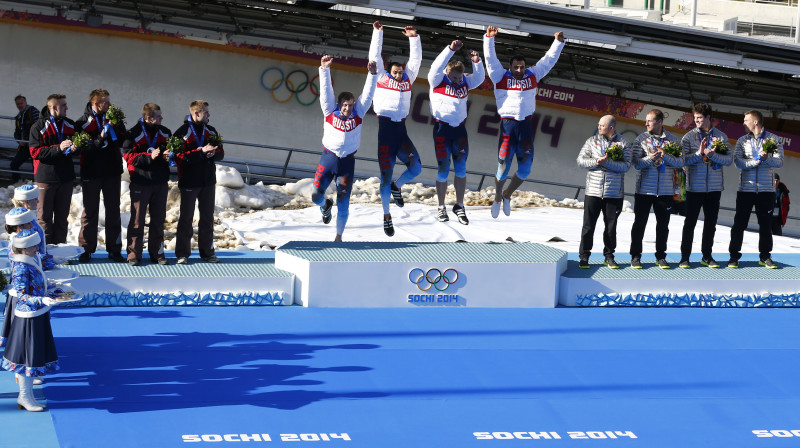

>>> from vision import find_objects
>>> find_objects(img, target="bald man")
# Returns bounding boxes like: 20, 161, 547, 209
576, 115, 632, 269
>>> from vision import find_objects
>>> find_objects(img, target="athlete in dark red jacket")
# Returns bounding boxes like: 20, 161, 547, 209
172, 100, 224, 264
122, 103, 173, 265
29, 94, 77, 245
74, 90, 126, 262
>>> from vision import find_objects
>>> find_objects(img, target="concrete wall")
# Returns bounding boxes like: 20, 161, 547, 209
2, 22, 799, 233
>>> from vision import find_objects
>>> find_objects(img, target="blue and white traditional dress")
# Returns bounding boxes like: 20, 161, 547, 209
1, 229, 59, 377
1, 207, 55, 348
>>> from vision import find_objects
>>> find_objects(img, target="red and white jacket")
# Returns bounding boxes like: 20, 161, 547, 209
427, 46, 485, 127
319, 66, 378, 157
484, 35, 564, 120
368, 27, 422, 122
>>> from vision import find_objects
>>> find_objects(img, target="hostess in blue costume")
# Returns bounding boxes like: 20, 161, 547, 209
1, 228, 60, 411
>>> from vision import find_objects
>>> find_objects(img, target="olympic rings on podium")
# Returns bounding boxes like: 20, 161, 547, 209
260, 67, 320, 106
409, 268, 459, 291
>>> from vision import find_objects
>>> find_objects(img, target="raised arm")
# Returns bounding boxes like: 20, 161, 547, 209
404, 26, 422, 83
483, 26, 505, 84
466, 50, 485, 89
356, 61, 379, 116
530, 32, 566, 81
319, 55, 336, 115
368, 21, 384, 75
428, 44, 455, 86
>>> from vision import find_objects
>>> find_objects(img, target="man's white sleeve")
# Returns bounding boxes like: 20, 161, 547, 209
483, 35, 506, 84
467, 58, 486, 90
530, 39, 565, 82
428, 46, 452, 86
319, 67, 336, 115
405, 35, 422, 83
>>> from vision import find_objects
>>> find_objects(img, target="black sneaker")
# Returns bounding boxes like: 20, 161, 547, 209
390, 182, 404, 208
760, 258, 777, 269
383, 217, 395, 237
656, 259, 670, 269
108, 252, 125, 263
320, 198, 333, 224
453, 204, 469, 225
78, 252, 91, 263
579, 259, 590, 269
604, 256, 619, 269
437, 206, 449, 222
727, 259, 739, 268
150, 257, 169, 265
201, 255, 221, 263
630, 257, 642, 269
701, 257, 719, 268
678, 259, 690, 269
128, 258, 140, 266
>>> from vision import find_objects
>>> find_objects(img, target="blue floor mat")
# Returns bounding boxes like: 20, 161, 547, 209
38, 307, 800, 447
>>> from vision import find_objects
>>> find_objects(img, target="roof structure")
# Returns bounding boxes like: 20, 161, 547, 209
5, 0, 800, 128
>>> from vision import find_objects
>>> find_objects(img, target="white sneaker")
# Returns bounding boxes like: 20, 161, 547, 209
502, 197, 511, 216
491, 201, 500, 218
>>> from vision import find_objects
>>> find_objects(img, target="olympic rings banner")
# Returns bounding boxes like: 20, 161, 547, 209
260, 67, 320, 106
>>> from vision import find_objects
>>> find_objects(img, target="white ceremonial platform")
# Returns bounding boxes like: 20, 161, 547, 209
53, 252, 294, 306
559, 255, 800, 307
274, 241, 568, 307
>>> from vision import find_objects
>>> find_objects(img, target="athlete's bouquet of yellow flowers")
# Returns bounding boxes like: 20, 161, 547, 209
762, 137, 779, 154
662, 141, 682, 157
606, 142, 625, 161
709, 137, 729, 155
206, 132, 223, 147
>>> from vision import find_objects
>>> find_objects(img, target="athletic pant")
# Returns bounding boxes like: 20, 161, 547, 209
378, 119, 421, 214
127, 182, 169, 261
496, 117, 534, 181
432, 120, 468, 182
79, 175, 122, 254
729, 191, 774, 261
36, 181, 72, 245
579, 195, 623, 260
680, 190, 721, 260
312, 149, 355, 235
630, 194, 673, 260
176, 184, 216, 259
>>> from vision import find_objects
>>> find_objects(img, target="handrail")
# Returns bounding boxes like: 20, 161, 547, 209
1, 115, 798, 223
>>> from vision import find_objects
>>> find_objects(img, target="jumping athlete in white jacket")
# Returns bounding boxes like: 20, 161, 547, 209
312, 54, 378, 241
368, 21, 422, 237
484, 26, 564, 219
428, 40, 485, 225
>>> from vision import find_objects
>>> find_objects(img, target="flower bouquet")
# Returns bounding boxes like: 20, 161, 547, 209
68, 131, 91, 155
105, 105, 126, 126
165, 136, 184, 167
206, 132, 223, 147
709, 137, 728, 155
606, 142, 625, 162
762, 137, 779, 154
662, 141, 682, 157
